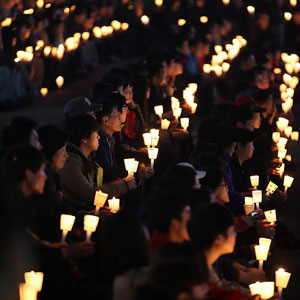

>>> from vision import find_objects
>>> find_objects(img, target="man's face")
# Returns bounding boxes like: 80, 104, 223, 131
107, 108, 121, 133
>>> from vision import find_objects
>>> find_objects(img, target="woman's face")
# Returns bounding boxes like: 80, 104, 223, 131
52, 144, 68, 170
27, 164, 47, 194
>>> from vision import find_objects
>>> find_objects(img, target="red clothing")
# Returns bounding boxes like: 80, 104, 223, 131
150, 229, 172, 251
125, 110, 136, 139
209, 285, 244, 300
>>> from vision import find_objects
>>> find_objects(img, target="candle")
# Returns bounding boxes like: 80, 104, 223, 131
188, 83, 198, 94
177, 19, 186, 26
214, 65, 223, 77
252, 190, 262, 209
277, 117, 289, 132
171, 97, 180, 110
155, 0, 163, 6
108, 197, 120, 213
274, 68, 281, 74
60, 214, 75, 242
280, 84, 287, 93
264, 209, 277, 225
247, 5, 255, 14
244, 197, 254, 205
141, 15, 150, 25
161, 119, 170, 130
40, 88, 48, 97
111, 20, 121, 30
84, 215, 99, 241
275, 268, 291, 297
143, 133, 152, 148
291, 131, 299, 141
259, 282, 274, 299
287, 88, 294, 97
150, 128, 160, 137
283, 73, 292, 85
284, 126, 293, 138
64, 7, 70, 14
265, 181, 278, 196
255, 245, 270, 270
124, 158, 139, 176
277, 137, 288, 149
93, 26, 102, 38
294, 62, 300, 73
277, 162, 285, 178
56, 76, 64, 89
250, 175, 259, 189
1, 17, 12, 27
222, 62, 230, 72
249, 281, 261, 296
191, 103, 198, 114
82, 32, 90, 41
272, 132, 281, 143
180, 118, 189, 130
94, 190, 108, 214
24, 271, 44, 292
203, 64, 211, 73
200, 16, 208, 23
36, 0, 44, 8
19, 283, 37, 300
23, 8, 34, 14
154, 105, 163, 119
148, 147, 159, 168
259, 237, 272, 248
214, 45, 222, 54
290, 0, 297, 6
285, 63, 294, 74
278, 148, 287, 162
121, 23, 129, 31
283, 175, 294, 193
244, 204, 255, 215
173, 107, 182, 120
222, 0, 230, 4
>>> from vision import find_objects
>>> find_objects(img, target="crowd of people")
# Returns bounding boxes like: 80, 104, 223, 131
1, 0, 300, 299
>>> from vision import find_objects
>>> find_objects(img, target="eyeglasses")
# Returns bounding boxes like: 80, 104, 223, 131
218, 183, 228, 188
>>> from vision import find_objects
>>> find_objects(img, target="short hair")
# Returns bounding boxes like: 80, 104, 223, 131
237, 129, 254, 146
199, 167, 225, 192
149, 188, 190, 234
252, 88, 272, 105
2, 116, 37, 148
62, 113, 99, 147
188, 203, 234, 251
95, 101, 118, 123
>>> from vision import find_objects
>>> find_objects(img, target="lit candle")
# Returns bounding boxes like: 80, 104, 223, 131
278, 148, 287, 162
214, 45, 222, 53
82, 32, 90, 41
291, 131, 299, 141
124, 158, 139, 176
250, 175, 259, 189
247, 5, 255, 14
56, 76, 64, 89
294, 62, 300, 73
40, 88, 48, 97
249, 281, 261, 296
287, 88, 294, 97
94, 190, 108, 214
284, 126, 293, 138
161, 119, 170, 130
286, 154, 292, 162
173, 107, 182, 120
203, 64, 211, 73
1, 17, 12, 27
24, 271, 44, 292
60, 214, 75, 242
259, 237, 272, 248
108, 197, 120, 213
290, 0, 297, 6
272, 132, 281, 143
188, 83, 198, 94
277, 162, 285, 178
277, 117, 289, 132
171, 97, 180, 110
83, 215, 99, 241
180, 118, 189, 130
283, 175, 294, 193
155, 0, 163, 6
200, 16, 208, 23
143, 133, 152, 148
191, 103, 198, 114
275, 268, 291, 298
23, 8, 34, 14
154, 105, 163, 119
277, 137, 288, 149
255, 245, 270, 271
259, 282, 274, 299
285, 63, 294, 74
111, 20, 121, 30
93, 26, 102, 38
141, 15, 150, 25
19, 283, 37, 300
280, 84, 287, 93
121, 23, 129, 31
264, 209, 277, 225
252, 190, 262, 209
177, 19, 186, 26
265, 181, 278, 196
222, 62, 230, 72
222, 0, 230, 4
36, 0, 44, 8
148, 147, 159, 169
214, 65, 223, 77
274, 68, 281, 75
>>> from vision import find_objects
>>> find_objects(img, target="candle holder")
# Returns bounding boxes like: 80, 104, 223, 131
278, 148, 287, 162
173, 107, 182, 120
108, 197, 120, 213
154, 105, 163, 120
161, 119, 170, 130
259, 237, 272, 247
252, 190, 262, 209
275, 268, 291, 298
264, 209, 277, 226
24, 271, 44, 292
255, 245, 270, 271
148, 147, 159, 169
259, 282, 274, 299
124, 158, 139, 176
265, 181, 278, 196
291, 131, 299, 141
283, 175, 294, 194
94, 190, 108, 215
84, 215, 99, 241
250, 175, 259, 190
60, 214, 75, 242
180, 118, 189, 131
19, 283, 37, 300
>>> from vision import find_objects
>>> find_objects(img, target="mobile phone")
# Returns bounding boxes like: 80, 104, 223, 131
250, 211, 259, 217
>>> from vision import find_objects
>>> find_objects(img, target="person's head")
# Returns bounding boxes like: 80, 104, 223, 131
239, 101, 265, 130
2, 116, 41, 150
111, 92, 128, 123
64, 97, 103, 117
96, 101, 121, 135
73, 7, 86, 25
174, 37, 190, 56
257, 13, 270, 30
248, 66, 270, 90
199, 167, 229, 205
100, 210, 149, 277
208, 123, 238, 157
3, 145, 47, 196
190, 37, 209, 59
253, 88, 273, 116
148, 62, 167, 87
227, 106, 255, 131
188, 204, 236, 260
149, 189, 191, 243
159, 163, 206, 191
149, 243, 209, 300
132, 74, 150, 107
235, 129, 255, 163
63, 113, 99, 152
38, 125, 68, 170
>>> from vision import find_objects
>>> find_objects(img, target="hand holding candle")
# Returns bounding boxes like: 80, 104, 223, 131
60, 214, 75, 242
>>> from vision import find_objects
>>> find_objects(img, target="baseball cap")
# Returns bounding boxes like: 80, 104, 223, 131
240, 101, 266, 113
177, 162, 206, 180
64, 97, 103, 117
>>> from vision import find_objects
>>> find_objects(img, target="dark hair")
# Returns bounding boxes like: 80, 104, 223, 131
111, 92, 126, 112
132, 74, 150, 107
226, 106, 252, 126
38, 125, 67, 161
2, 116, 37, 149
199, 167, 225, 192
237, 129, 254, 146
95, 101, 118, 123
158, 164, 196, 190
149, 243, 209, 297
2, 145, 44, 184
62, 114, 99, 147
149, 188, 190, 234
252, 88, 272, 105
100, 210, 149, 277
188, 203, 234, 251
